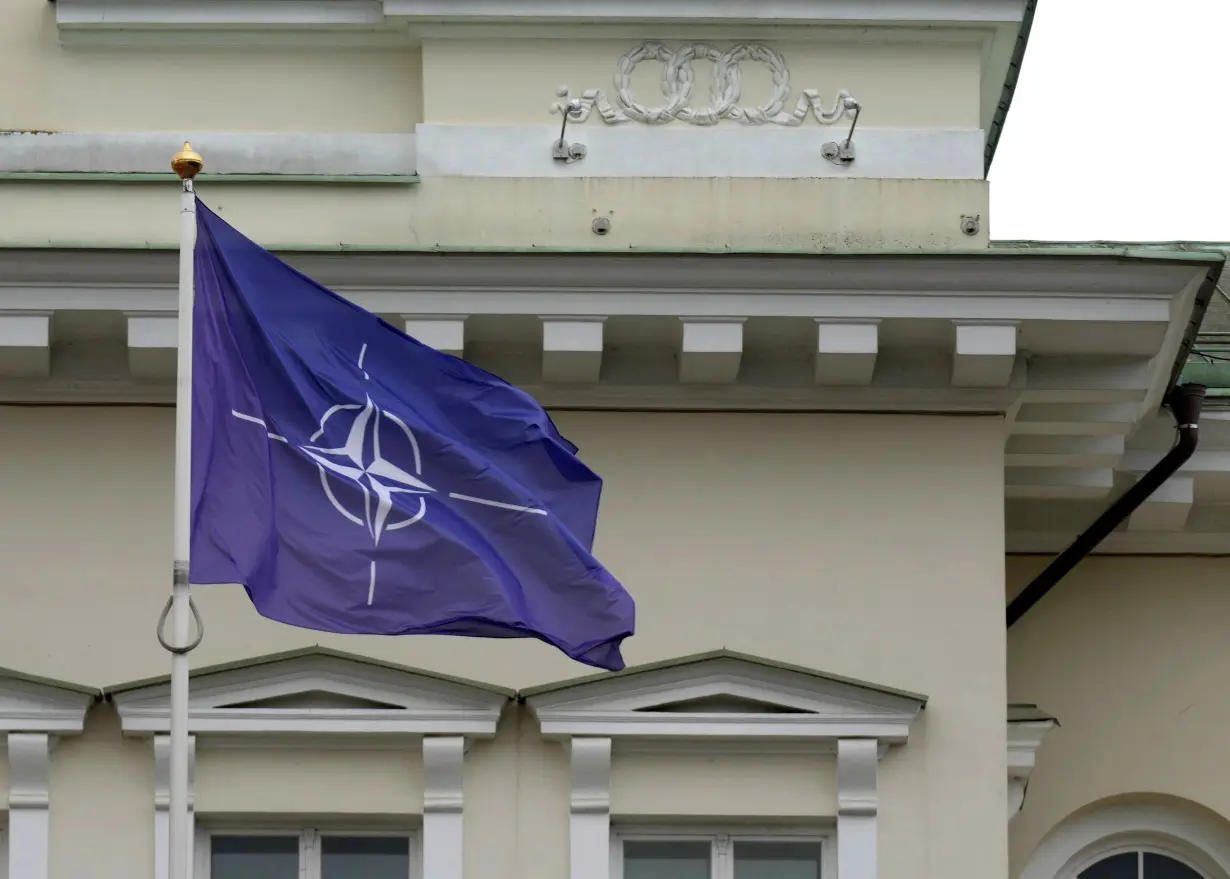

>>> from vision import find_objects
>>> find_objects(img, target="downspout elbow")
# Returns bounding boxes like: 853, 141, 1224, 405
1006, 384, 1207, 628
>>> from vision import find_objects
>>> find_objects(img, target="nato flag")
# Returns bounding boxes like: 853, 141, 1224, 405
188, 200, 635, 670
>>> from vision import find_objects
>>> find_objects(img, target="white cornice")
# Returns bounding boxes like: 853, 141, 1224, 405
0, 283, 1176, 323
0, 250, 1204, 297
56, 0, 1026, 30
0, 674, 95, 735
109, 649, 510, 739
524, 652, 926, 749
383, 0, 1027, 23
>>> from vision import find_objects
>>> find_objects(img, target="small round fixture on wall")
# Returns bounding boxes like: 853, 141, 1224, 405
960, 214, 981, 236
592, 217, 611, 236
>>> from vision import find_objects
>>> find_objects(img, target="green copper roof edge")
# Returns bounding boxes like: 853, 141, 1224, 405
0, 666, 102, 698
0, 172, 420, 185
985, 0, 1037, 173
993, 239, 1230, 253
518, 648, 930, 705
102, 645, 516, 698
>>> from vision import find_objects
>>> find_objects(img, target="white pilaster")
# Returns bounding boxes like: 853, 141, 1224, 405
7, 733, 51, 879
836, 739, 878, 879
404, 315, 467, 358
154, 734, 196, 879
423, 736, 465, 879
569, 737, 612, 879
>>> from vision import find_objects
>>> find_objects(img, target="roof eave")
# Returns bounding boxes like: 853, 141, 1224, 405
985, 0, 1038, 173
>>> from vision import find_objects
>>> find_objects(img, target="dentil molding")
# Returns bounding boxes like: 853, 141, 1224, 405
553, 42, 859, 127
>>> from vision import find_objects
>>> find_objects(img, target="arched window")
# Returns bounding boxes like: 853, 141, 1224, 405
1075, 848, 1207, 879
1020, 804, 1230, 879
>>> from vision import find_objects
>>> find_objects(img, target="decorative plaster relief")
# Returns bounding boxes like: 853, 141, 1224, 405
553, 42, 858, 127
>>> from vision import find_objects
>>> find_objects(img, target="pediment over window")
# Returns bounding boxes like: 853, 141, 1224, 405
523, 650, 927, 747
107, 647, 512, 738
0, 667, 97, 734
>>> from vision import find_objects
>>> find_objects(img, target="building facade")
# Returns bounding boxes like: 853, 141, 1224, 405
2, 2, 1229, 879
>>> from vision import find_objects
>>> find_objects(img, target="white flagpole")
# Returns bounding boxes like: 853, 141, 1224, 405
161, 141, 205, 879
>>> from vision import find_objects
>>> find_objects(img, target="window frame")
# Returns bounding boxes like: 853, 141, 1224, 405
611, 824, 835, 879
1060, 833, 1223, 879
194, 824, 421, 879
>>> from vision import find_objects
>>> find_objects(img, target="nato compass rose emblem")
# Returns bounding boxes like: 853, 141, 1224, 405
230, 343, 547, 606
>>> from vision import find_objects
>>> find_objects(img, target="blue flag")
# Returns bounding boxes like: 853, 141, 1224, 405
188, 200, 635, 670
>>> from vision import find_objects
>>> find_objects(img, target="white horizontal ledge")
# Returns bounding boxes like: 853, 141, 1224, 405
119, 710, 500, 736
54, 0, 1028, 29
0, 287, 1173, 325
416, 124, 985, 180
56, 0, 387, 28
0, 132, 415, 178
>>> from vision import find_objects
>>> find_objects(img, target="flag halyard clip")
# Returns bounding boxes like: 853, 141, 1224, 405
156, 564, 205, 656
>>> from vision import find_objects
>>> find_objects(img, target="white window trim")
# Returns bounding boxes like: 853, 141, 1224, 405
0, 670, 93, 879
1020, 803, 1230, 879
611, 824, 835, 879
194, 824, 422, 879
107, 648, 508, 879
527, 652, 918, 879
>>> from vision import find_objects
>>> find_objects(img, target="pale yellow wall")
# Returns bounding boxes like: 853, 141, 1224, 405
48, 706, 153, 879
1007, 556, 1230, 878
611, 753, 837, 817
196, 747, 424, 815
422, 37, 983, 128
0, 407, 1007, 879
0, 177, 990, 250
0, 5, 422, 132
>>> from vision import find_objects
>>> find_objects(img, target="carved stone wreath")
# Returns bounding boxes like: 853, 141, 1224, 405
552, 41, 858, 127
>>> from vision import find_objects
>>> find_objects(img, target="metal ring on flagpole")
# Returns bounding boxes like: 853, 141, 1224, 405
156, 594, 205, 655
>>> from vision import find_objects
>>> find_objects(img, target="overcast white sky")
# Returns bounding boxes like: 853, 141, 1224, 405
988, 1, 1228, 243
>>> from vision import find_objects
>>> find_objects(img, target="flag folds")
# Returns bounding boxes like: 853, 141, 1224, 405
189, 201, 635, 670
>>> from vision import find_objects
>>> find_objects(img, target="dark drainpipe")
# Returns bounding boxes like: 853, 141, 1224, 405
1006, 383, 1207, 628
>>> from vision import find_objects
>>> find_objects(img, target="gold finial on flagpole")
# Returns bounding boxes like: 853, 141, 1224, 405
171, 142, 203, 179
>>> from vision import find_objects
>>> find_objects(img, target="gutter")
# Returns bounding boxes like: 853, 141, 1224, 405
1006, 384, 1207, 628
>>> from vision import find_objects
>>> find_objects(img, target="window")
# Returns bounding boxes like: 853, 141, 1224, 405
613, 830, 832, 879
1079, 851, 1205, 879
196, 828, 419, 879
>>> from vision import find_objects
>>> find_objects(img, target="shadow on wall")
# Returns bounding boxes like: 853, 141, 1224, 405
1015, 794, 1230, 879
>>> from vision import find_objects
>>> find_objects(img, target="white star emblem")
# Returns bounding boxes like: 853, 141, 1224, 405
230, 343, 547, 606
